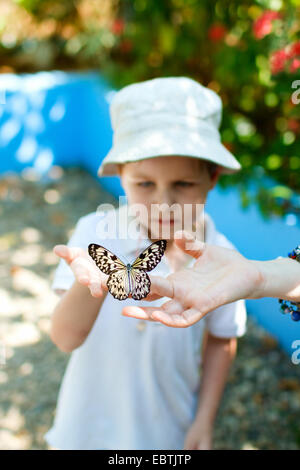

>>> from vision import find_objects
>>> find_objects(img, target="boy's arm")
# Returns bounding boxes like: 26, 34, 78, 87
50, 243, 110, 353
184, 332, 237, 450
51, 280, 107, 353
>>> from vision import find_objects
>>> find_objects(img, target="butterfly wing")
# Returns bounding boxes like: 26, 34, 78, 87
129, 269, 151, 300
88, 244, 129, 301
128, 240, 166, 300
131, 239, 167, 272
107, 268, 130, 301
88, 243, 126, 275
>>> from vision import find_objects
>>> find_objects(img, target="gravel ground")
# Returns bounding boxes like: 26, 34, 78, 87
0, 166, 300, 450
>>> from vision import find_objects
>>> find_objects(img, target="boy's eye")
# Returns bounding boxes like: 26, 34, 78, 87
137, 181, 154, 188
174, 181, 195, 188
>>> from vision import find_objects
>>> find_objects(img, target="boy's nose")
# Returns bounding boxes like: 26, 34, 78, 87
155, 189, 175, 206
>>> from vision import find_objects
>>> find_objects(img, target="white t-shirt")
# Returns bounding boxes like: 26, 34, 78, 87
44, 206, 246, 450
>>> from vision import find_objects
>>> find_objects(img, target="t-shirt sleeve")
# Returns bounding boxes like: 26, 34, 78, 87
51, 216, 87, 295
204, 299, 247, 338
203, 233, 247, 338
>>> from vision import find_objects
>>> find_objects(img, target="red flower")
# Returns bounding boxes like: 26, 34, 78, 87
208, 23, 227, 42
253, 10, 281, 39
287, 119, 299, 132
290, 58, 300, 73
289, 41, 300, 57
270, 48, 288, 74
111, 18, 125, 35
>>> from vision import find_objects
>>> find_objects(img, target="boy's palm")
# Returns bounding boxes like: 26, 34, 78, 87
53, 244, 108, 297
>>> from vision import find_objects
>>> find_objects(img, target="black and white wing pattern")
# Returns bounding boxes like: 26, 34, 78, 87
88, 240, 167, 301
131, 240, 167, 272
88, 244, 126, 275
88, 243, 129, 300
129, 270, 151, 300
107, 269, 130, 301
129, 239, 167, 300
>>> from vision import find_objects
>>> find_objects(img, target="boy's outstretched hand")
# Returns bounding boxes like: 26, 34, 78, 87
122, 231, 263, 327
53, 245, 108, 298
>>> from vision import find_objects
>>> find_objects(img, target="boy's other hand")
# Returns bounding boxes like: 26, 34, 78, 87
183, 419, 213, 450
122, 230, 262, 327
53, 245, 108, 298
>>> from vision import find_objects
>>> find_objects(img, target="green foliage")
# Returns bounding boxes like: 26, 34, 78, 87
1, 0, 300, 219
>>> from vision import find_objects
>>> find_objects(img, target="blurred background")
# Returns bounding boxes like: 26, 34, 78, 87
0, 0, 300, 450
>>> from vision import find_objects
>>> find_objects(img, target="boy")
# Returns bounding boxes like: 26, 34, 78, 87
45, 77, 246, 450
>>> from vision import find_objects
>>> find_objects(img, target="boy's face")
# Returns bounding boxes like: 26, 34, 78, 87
119, 156, 219, 240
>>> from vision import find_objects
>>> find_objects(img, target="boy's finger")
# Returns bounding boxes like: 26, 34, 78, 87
89, 281, 103, 297
78, 275, 89, 285
174, 230, 205, 259
53, 245, 84, 263
72, 257, 94, 279
53, 245, 68, 258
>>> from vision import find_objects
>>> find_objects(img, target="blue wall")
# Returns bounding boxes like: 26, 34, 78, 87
1, 70, 299, 354
0, 70, 123, 195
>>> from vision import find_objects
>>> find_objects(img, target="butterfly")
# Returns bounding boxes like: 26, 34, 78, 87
88, 240, 167, 301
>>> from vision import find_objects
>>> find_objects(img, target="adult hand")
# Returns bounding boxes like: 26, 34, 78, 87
53, 245, 108, 298
122, 231, 263, 327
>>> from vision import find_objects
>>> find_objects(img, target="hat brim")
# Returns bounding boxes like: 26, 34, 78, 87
98, 128, 241, 176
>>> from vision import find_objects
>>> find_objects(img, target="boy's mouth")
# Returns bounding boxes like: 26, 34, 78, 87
157, 217, 175, 225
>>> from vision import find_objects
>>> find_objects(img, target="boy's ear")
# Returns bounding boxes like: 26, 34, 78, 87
116, 164, 123, 176
210, 166, 221, 189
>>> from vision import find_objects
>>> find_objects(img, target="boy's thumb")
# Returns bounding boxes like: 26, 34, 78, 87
53, 244, 71, 260
174, 230, 206, 259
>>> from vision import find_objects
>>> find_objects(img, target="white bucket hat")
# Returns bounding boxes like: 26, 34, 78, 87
97, 76, 241, 176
